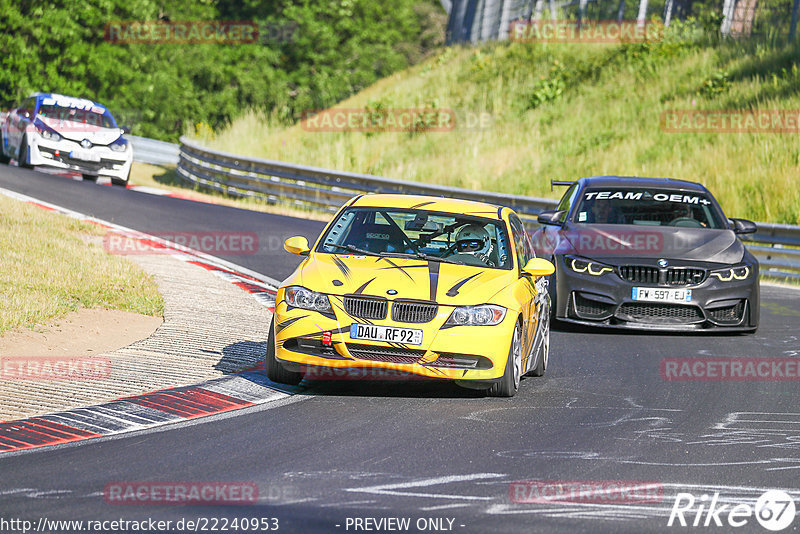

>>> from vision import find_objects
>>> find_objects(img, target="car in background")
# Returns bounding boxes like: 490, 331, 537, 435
531, 176, 759, 332
0, 93, 132, 186
267, 194, 555, 397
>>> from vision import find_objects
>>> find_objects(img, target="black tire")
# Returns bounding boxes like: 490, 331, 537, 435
0, 133, 10, 164
265, 317, 304, 385
488, 321, 522, 398
111, 166, 131, 187
529, 309, 549, 377
18, 137, 32, 169
82, 174, 98, 182
546, 267, 558, 321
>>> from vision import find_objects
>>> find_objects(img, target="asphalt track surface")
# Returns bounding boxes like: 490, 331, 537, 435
1, 165, 799, 534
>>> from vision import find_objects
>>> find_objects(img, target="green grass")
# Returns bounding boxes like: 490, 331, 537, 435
0, 194, 164, 335
200, 25, 800, 225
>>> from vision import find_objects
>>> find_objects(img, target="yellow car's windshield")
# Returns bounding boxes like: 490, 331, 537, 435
317, 207, 513, 269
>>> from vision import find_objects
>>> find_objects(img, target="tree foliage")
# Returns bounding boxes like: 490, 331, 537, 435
0, 0, 446, 140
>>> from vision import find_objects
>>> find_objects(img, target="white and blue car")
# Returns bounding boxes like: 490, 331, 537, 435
0, 93, 133, 185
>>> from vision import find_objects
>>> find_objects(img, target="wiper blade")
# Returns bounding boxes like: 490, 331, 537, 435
409, 251, 464, 265
330, 246, 463, 265
328, 244, 382, 257
424, 255, 464, 265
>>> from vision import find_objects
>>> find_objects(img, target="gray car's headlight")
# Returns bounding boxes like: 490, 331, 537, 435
567, 255, 613, 276
445, 304, 506, 326
710, 265, 751, 281
284, 286, 332, 312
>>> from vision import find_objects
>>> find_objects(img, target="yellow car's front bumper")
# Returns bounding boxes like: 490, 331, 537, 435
273, 298, 516, 382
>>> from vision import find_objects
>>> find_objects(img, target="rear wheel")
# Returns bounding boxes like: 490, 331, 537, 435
0, 133, 10, 164
82, 174, 98, 182
265, 317, 304, 385
488, 322, 521, 398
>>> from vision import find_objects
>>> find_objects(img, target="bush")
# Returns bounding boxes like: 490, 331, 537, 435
0, 0, 445, 141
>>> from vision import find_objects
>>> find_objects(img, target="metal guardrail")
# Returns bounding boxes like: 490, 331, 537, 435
176, 136, 800, 281
129, 135, 179, 165
743, 224, 800, 280
177, 137, 555, 219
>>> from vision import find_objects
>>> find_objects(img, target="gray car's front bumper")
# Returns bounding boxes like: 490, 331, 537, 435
553, 256, 759, 332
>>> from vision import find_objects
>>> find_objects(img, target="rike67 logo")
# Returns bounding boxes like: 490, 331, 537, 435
668, 490, 796, 531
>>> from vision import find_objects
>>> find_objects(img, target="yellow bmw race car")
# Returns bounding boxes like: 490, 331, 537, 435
266, 194, 555, 397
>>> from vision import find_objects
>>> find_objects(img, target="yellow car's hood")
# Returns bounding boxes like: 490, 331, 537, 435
298, 253, 515, 306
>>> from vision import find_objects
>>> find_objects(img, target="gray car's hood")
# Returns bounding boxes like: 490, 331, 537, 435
561, 223, 745, 264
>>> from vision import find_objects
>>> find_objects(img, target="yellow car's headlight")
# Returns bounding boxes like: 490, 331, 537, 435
710, 265, 751, 282
445, 304, 506, 326
284, 286, 332, 313
568, 256, 613, 276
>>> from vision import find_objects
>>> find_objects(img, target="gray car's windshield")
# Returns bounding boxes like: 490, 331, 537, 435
317, 207, 513, 269
573, 188, 726, 229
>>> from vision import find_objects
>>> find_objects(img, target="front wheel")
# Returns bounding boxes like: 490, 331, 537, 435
111, 167, 131, 187
82, 174, 98, 182
546, 265, 558, 321
18, 137, 32, 169
265, 317, 304, 385
488, 322, 521, 398
529, 311, 549, 377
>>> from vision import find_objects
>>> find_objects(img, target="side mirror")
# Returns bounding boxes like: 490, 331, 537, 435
537, 209, 564, 226
284, 236, 311, 256
729, 218, 757, 235
121, 125, 131, 135
20, 110, 31, 120
522, 258, 555, 277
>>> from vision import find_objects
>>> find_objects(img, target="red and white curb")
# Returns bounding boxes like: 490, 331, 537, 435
0, 187, 294, 453
0, 372, 300, 453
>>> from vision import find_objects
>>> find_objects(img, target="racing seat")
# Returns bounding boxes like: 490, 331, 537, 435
344, 223, 406, 253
